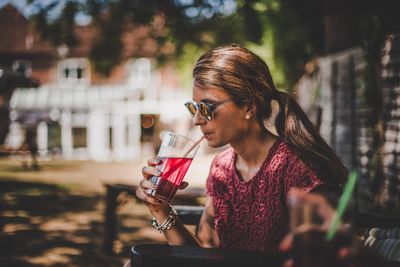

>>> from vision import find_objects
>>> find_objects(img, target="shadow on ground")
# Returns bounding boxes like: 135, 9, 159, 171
0, 179, 162, 267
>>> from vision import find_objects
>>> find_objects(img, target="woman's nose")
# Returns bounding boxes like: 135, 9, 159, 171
193, 110, 207, 126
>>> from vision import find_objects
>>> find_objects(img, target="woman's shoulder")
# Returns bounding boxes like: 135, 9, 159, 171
273, 140, 323, 191
211, 147, 235, 167
270, 140, 301, 166
206, 148, 235, 195
270, 140, 316, 175
207, 148, 235, 178
275, 139, 297, 157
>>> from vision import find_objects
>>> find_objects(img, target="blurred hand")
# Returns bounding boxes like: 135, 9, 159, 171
279, 188, 350, 267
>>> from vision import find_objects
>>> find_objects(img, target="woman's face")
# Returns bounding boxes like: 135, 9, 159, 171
191, 84, 251, 148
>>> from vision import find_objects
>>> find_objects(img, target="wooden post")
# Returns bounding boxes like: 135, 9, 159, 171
104, 184, 119, 254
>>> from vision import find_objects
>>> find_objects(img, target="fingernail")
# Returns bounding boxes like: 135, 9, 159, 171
155, 158, 162, 164
154, 170, 162, 176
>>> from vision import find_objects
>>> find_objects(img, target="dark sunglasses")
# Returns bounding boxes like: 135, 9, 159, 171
184, 99, 233, 121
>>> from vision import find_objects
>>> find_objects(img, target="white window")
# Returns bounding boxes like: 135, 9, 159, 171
58, 58, 90, 85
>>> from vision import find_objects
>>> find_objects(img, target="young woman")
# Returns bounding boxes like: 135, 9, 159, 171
133, 44, 347, 257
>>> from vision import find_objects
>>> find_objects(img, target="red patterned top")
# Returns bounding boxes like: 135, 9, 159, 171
206, 139, 322, 253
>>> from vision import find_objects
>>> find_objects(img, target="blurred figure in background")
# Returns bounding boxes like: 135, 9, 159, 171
18, 125, 39, 170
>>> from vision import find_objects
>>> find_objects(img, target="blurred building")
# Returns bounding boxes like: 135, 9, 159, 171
0, 4, 192, 161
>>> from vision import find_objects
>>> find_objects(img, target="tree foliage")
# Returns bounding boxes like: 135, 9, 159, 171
26, 0, 400, 88
30, 0, 78, 47
28, 0, 255, 76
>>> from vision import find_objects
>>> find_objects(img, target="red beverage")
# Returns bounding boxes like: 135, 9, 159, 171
147, 157, 193, 203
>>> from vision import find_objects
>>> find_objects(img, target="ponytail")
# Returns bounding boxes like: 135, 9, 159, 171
275, 91, 348, 186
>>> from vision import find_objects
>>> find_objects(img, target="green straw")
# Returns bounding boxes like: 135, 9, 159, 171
325, 170, 358, 241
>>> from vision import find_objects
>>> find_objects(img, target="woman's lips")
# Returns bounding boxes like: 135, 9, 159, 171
204, 133, 212, 140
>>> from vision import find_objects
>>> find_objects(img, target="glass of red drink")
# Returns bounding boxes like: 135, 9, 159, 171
145, 131, 200, 203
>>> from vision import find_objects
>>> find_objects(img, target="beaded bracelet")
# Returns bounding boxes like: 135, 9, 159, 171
151, 208, 179, 233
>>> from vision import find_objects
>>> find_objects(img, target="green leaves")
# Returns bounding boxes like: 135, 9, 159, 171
17, 1, 338, 89
240, 0, 263, 44
31, 1, 78, 47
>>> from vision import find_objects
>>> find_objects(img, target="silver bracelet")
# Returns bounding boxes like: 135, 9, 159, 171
151, 208, 178, 233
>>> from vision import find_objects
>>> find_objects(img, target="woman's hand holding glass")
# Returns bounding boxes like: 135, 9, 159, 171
136, 157, 189, 217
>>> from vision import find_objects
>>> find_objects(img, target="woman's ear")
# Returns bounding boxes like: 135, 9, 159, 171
244, 104, 256, 120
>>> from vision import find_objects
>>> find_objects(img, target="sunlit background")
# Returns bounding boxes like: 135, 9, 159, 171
1, 0, 400, 266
